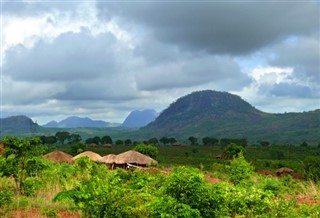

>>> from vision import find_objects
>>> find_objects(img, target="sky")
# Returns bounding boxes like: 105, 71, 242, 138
1, 0, 319, 125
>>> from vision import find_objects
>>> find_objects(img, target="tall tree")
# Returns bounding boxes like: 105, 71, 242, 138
1, 137, 44, 195
188, 136, 198, 145
55, 131, 70, 145
101, 135, 113, 144
68, 134, 82, 144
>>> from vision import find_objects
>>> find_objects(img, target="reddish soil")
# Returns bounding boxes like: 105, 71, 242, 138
7, 209, 81, 218
257, 169, 275, 176
257, 169, 304, 180
205, 174, 222, 183
285, 194, 320, 206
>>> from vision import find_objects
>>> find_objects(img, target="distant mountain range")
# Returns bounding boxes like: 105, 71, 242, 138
43, 116, 119, 128
121, 109, 158, 128
0, 90, 319, 144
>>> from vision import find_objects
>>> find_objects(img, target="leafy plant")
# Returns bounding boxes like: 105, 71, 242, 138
134, 144, 159, 159
226, 152, 254, 185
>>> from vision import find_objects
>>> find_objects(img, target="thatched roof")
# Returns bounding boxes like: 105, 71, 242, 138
113, 150, 158, 165
275, 167, 294, 174
99, 154, 117, 164
43, 151, 74, 163
72, 151, 102, 161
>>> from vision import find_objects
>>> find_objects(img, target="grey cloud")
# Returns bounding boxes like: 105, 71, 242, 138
2, 1, 82, 15
270, 83, 313, 98
97, 1, 318, 55
270, 36, 320, 83
4, 29, 117, 82
135, 55, 251, 91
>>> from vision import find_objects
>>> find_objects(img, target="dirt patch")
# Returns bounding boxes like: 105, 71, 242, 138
205, 174, 222, 183
286, 194, 320, 206
7, 209, 81, 218
257, 169, 275, 176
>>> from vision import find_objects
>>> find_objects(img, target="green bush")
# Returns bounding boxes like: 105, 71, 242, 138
146, 196, 201, 218
226, 152, 254, 185
226, 186, 274, 217
0, 177, 13, 207
261, 177, 282, 196
223, 143, 245, 159
134, 144, 159, 159
303, 156, 320, 182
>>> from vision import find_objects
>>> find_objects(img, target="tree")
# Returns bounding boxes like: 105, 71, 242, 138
71, 142, 87, 156
55, 131, 70, 145
202, 137, 218, 146
68, 134, 81, 144
115, 140, 124, 145
125, 139, 132, 145
188, 136, 198, 145
39, 135, 57, 145
148, 137, 159, 146
202, 137, 211, 145
168, 137, 177, 145
160, 137, 170, 145
101, 135, 113, 144
1, 137, 45, 195
300, 141, 308, 147
134, 144, 159, 159
223, 143, 245, 159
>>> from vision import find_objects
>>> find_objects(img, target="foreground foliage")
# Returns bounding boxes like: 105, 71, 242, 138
0, 137, 319, 217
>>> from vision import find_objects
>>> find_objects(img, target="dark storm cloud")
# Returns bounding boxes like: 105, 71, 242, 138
97, 1, 318, 55
4, 29, 117, 82
135, 55, 251, 91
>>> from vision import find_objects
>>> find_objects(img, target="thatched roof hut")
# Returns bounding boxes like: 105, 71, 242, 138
114, 150, 158, 166
73, 151, 102, 161
275, 167, 294, 176
99, 154, 117, 164
43, 151, 74, 163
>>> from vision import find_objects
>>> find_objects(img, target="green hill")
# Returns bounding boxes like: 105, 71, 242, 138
0, 115, 43, 135
144, 90, 320, 144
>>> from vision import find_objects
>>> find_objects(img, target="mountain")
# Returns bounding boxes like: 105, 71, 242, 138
0, 115, 42, 134
44, 121, 59, 128
122, 109, 159, 128
43, 116, 119, 128
145, 90, 320, 144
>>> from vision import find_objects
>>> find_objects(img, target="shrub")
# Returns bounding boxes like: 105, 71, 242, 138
226, 152, 254, 185
146, 196, 201, 218
134, 144, 159, 159
223, 143, 245, 159
0, 177, 13, 207
303, 156, 320, 182
226, 186, 274, 217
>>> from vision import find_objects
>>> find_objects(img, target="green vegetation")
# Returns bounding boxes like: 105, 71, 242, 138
0, 137, 320, 217
134, 144, 159, 159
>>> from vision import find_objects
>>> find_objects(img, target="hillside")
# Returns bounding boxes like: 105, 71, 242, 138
0, 115, 43, 135
43, 116, 119, 128
121, 109, 158, 128
145, 90, 320, 144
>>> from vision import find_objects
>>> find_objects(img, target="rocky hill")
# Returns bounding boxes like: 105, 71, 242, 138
145, 90, 320, 144
0, 115, 41, 134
